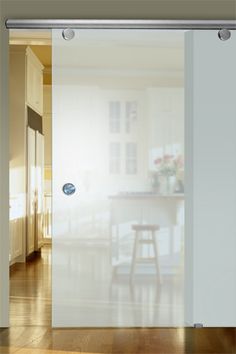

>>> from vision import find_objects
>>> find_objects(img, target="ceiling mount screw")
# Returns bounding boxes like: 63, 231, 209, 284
62, 28, 75, 41
218, 28, 231, 41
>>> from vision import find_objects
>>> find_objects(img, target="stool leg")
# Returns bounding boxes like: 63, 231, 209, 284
130, 231, 139, 280
152, 231, 162, 284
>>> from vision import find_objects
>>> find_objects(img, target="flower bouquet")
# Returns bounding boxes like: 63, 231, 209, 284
152, 154, 184, 194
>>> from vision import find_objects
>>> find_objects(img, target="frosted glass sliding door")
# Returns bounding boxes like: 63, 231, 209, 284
185, 30, 236, 327
52, 28, 236, 327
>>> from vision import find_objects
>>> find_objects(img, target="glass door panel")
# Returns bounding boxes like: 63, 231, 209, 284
52, 28, 236, 327
52, 29, 185, 327
184, 30, 236, 327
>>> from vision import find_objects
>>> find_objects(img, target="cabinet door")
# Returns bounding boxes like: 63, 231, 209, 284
26, 48, 44, 115
35, 131, 45, 250
26, 57, 35, 111
9, 197, 24, 263
12, 218, 23, 259
34, 67, 43, 115
9, 219, 14, 263
9, 219, 18, 262
27, 127, 36, 255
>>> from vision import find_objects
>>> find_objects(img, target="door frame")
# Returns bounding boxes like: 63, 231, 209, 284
1, 18, 236, 328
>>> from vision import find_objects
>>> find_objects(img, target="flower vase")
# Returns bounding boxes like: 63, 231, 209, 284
159, 176, 168, 195
160, 175, 176, 194
167, 175, 176, 194
151, 173, 160, 193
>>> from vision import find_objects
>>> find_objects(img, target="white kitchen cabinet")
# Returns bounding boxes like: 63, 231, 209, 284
9, 196, 24, 264
35, 131, 45, 250
10, 46, 27, 265
27, 127, 45, 255
26, 47, 44, 116
10, 219, 23, 263
27, 127, 36, 256
10, 46, 45, 264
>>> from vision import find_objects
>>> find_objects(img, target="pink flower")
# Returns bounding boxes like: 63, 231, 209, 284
154, 158, 162, 165
163, 154, 174, 161
175, 155, 184, 168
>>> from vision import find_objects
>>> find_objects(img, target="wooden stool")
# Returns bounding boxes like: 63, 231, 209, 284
130, 224, 161, 283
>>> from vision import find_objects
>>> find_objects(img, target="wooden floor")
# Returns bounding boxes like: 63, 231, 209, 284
0, 245, 235, 354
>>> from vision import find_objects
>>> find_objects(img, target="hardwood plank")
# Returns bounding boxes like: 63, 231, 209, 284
0, 245, 234, 354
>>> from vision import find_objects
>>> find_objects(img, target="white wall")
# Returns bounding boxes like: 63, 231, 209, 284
0, 21, 9, 327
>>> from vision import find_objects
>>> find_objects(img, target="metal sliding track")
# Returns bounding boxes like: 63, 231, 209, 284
5, 19, 236, 30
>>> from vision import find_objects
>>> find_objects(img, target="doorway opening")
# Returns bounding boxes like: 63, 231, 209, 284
9, 28, 185, 327
9, 29, 52, 326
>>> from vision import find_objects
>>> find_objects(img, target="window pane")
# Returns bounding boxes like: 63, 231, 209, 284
126, 143, 137, 174
109, 101, 120, 133
109, 142, 120, 174
126, 101, 137, 133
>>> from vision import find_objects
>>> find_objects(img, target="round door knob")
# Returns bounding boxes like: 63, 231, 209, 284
62, 183, 76, 196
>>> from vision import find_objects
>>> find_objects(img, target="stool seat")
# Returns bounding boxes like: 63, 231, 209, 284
132, 224, 160, 232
